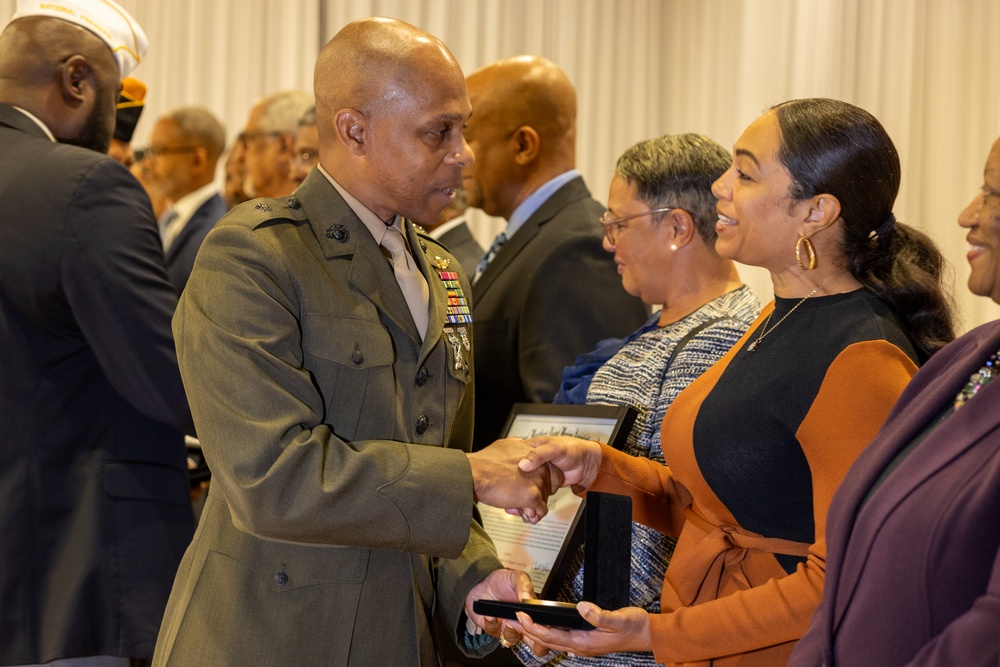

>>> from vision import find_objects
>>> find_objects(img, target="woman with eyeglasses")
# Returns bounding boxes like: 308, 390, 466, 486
512, 133, 760, 667
512, 99, 955, 666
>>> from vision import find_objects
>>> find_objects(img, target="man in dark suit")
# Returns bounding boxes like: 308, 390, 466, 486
465, 56, 649, 449
149, 106, 228, 293
0, 2, 195, 665
152, 18, 555, 666
426, 187, 485, 276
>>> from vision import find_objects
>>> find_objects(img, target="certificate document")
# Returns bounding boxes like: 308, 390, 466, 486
478, 403, 636, 597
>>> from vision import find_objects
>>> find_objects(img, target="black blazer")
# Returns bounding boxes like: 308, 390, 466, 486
434, 217, 483, 277
471, 176, 648, 448
0, 103, 194, 663
164, 192, 227, 293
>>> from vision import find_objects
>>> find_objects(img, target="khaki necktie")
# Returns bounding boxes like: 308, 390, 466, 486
381, 226, 430, 339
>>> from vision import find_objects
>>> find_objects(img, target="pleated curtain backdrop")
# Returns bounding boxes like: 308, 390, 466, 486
3, 0, 999, 330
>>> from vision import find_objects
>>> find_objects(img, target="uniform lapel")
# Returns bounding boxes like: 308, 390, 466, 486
296, 171, 419, 340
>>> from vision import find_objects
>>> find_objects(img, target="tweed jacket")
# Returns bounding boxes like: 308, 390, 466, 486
153, 169, 500, 666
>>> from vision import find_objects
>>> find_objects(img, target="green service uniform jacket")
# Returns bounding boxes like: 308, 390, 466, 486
153, 170, 499, 665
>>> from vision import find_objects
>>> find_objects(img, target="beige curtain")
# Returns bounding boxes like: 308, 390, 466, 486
3, 0, 998, 330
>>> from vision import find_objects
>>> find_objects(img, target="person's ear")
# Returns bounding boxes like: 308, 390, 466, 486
666, 208, 697, 249
191, 147, 208, 171
60, 55, 92, 108
802, 195, 842, 234
335, 109, 367, 155
512, 125, 540, 166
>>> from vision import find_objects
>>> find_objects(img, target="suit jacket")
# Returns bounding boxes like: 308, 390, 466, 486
471, 176, 648, 448
432, 216, 484, 277
789, 319, 1000, 666
0, 103, 194, 663
153, 169, 501, 666
164, 192, 227, 293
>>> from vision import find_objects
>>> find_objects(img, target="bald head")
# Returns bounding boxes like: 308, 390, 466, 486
462, 56, 578, 219
315, 18, 464, 127
0, 17, 120, 151
469, 56, 576, 154
312, 18, 473, 224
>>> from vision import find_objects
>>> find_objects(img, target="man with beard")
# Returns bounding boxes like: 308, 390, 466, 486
0, 2, 195, 665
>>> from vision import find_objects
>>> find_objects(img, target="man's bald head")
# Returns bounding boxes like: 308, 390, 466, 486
315, 17, 464, 128
0, 16, 121, 151
461, 56, 578, 219
312, 17, 473, 225
468, 56, 576, 154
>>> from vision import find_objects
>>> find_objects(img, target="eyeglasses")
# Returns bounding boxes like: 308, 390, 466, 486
292, 149, 319, 168
239, 130, 283, 148
599, 207, 678, 246
147, 145, 202, 157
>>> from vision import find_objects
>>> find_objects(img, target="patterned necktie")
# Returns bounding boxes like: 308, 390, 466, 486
474, 231, 507, 283
381, 226, 429, 339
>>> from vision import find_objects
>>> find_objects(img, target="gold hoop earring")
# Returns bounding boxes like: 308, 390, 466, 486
796, 235, 817, 270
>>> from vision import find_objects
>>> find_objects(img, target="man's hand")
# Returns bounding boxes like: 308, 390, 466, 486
519, 436, 603, 493
468, 438, 562, 522
465, 568, 535, 646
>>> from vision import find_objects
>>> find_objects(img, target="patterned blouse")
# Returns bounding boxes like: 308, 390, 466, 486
515, 285, 760, 667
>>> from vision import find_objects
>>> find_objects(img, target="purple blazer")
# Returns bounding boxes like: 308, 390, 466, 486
789, 319, 1000, 666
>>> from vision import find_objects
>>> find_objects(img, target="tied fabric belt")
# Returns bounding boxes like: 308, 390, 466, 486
665, 506, 810, 607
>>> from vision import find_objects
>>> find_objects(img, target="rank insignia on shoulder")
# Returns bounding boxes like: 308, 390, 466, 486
254, 202, 272, 211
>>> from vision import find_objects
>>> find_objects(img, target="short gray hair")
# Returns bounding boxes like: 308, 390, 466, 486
614, 133, 730, 243
258, 90, 314, 134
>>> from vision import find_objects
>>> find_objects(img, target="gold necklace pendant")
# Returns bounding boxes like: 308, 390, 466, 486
746, 286, 821, 352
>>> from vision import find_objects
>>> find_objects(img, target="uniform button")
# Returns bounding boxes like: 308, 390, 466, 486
415, 415, 429, 434
274, 571, 288, 586
286, 198, 301, 209
415, 367, 429, 386
352, 350, 364, 365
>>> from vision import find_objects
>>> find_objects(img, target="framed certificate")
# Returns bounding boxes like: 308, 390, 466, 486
477, 403, 637, 599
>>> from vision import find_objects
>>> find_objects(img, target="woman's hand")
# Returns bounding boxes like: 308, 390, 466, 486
516, 602, 653, 657
519, 436, 604, 493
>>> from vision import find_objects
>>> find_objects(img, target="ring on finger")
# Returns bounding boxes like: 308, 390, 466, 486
499, 634, 515, 649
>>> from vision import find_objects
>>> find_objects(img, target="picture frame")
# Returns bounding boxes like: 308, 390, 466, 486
477, 402, 637, 599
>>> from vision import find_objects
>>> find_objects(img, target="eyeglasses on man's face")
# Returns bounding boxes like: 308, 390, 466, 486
238, 130, 283, 148
146, 145, 202, 158
599, 207, 678, 246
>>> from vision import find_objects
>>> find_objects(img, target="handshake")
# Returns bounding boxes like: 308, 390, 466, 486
466, 435, 604, 523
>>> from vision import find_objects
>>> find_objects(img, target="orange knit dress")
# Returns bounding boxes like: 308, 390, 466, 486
589, 290, 920, 666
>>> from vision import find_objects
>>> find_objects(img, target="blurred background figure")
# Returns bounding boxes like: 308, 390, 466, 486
421, 187, 483, 277
291, 104, 319, 186
130, 150, 171, 220
149, 106, 227, 293
223, 140, 249, 209
107, 76, 145, 166
464, 55, 648, 449
240, 89, 313, 198
515, 133, 760, 667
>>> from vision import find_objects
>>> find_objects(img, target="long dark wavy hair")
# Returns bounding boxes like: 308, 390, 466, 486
772, 98, 954, 361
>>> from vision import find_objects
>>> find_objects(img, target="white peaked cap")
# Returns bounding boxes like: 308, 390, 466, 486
12, 0, 148, 79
